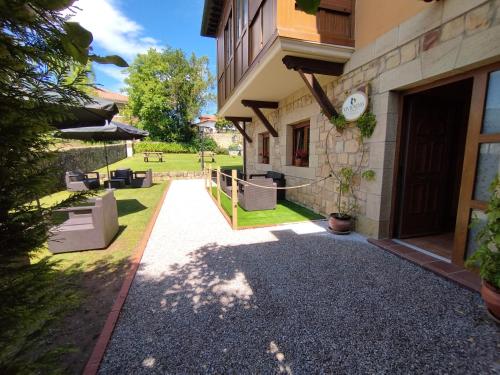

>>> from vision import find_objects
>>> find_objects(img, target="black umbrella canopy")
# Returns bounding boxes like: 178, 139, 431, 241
57, 121, 148, 141
52, 97, 119, 129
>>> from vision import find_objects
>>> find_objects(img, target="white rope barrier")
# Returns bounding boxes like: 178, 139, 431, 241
216, 171, 333, 190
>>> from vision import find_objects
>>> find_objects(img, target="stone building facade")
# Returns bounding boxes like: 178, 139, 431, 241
244, 0, 500, 238
202, 0, 500, 265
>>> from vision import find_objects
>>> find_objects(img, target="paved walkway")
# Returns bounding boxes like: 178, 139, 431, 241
100, 180, 498, 374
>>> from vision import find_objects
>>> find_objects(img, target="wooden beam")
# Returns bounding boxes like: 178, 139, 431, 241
248, 106, 278, 137
298, 69, 338, 119
241, 100, 279, 109
282, 55, 344, 76
225, 116, 252, 122
226, 117, 253, 143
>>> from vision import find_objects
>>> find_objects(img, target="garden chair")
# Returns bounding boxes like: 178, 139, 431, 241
238, 177, 277, 211
65, 170, 100, 192
131, 169, 153, 188
48, 190, 119, 253
111, 168, 133, 185
249, 171, 286, 200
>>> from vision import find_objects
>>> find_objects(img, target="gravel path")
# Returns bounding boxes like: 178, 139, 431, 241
99, 179, 499, 374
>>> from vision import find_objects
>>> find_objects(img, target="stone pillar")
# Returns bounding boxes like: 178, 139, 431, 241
126, 140, 133, 157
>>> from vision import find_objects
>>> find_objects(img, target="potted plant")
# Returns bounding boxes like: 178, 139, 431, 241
329, 167, 375, 234
295, 149, 308, 167
329, 167, 356, 234
465, 176, 500, 320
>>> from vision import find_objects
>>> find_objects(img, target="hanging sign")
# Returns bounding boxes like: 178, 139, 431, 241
341, 92, 368, 122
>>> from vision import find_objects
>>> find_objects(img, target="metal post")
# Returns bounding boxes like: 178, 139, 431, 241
103, 142, 111, 189
231, 169, 238, 229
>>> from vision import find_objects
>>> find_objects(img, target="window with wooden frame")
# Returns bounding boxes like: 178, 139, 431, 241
259, 132, 270, 164
224, 12, 233, 65
235, 0, 248, 40
291, 121, 310, 167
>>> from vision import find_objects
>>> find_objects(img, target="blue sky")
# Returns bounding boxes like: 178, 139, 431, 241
71, 0, 217, 114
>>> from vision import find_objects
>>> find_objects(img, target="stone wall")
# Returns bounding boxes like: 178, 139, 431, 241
209, 132, 243, 148
52, 144, 127, 187
246, 0, 500, 238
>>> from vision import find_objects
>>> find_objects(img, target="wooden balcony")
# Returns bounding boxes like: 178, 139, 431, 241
203, 0, 355, 113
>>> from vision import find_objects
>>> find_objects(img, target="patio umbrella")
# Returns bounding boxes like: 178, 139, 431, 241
56, 121, 149, 186
51, 97, 119, 129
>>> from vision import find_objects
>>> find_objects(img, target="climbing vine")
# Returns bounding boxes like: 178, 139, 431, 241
327, 107, 377, 219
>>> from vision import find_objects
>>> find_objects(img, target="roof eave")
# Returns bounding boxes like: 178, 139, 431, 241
200, 0, 223, 38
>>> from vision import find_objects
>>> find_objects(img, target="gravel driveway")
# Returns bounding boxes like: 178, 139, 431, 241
99, 179, 499, 374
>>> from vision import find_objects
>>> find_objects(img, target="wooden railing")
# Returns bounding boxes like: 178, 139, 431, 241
205, 166, 239, 229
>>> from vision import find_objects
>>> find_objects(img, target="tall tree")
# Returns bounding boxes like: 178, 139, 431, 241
0, 1, 126, 371
125, 48, 214, 142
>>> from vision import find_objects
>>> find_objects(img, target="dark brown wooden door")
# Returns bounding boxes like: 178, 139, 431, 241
398, 96, 456, 237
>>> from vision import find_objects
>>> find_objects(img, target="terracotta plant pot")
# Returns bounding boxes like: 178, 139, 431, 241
328, 213, 352, 234
481, 280, 500, 320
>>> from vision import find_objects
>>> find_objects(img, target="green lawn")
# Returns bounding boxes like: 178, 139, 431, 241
96, 153, 242, 173
36, 183, 167, 268
29, 183, 168, 373
211, 187, 324, 227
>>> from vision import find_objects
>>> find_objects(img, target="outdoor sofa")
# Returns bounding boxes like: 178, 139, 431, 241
65, 170, 100, 191
249, 171, 286, 200
111, 168, 133, 185
131, 169, 153, 188
48, 190, 119, 253
238, 177, 277, 211
220, 169, 246, 196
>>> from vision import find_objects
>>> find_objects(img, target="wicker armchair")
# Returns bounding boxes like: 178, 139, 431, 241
238, 177, 277, 211
249, 171, 286, 200
48, 190, 119, 253
65, 170, 100, 192
131, 169, 153, 188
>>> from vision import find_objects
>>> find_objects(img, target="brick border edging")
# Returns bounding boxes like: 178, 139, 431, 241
368, 239, 481, 293
82, 183, 171, 375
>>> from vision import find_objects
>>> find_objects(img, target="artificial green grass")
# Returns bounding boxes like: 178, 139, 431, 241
96, 153, 242, 173
211, 187, 324, 227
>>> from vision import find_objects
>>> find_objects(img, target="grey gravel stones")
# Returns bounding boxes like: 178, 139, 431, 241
99, 180, 499, 375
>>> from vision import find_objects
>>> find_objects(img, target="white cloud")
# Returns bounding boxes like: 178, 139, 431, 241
70, 0, 161, 60
94, 64, 129, 91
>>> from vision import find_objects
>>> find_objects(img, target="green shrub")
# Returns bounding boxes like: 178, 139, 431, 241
215, 147, 229, 155
134, 141, 196, 154
228, 143, 241, 151
193, 136, 218, 152
357, 111, 377, 139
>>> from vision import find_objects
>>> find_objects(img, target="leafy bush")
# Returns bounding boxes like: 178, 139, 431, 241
134, 137, 221, 154
215, 147, 229, 155
330, 114, 348, 132
466, 176, 500, 289
192, 136, 218, 152
357, 111, 377, 139
134, 141, 196, 154
228, 143, 241, 151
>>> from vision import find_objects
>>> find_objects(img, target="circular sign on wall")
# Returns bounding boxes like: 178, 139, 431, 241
341, 92, 368, 122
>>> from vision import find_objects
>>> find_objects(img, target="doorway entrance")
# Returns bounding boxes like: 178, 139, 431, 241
395, 79, 473, 259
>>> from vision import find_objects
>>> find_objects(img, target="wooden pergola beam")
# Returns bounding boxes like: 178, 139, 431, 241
282, 55, 344, 75
241, 100, 279, 137
241, 100, 279, 109
225, 116, 253, 143
282, 55, 341, 119
297, 69, 338, 119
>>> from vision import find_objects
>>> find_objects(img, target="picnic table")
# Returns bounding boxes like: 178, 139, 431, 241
198, 151, 215, 162
143, 151, 163, 162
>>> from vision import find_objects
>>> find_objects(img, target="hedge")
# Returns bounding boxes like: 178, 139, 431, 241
133, 138, 220, 154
